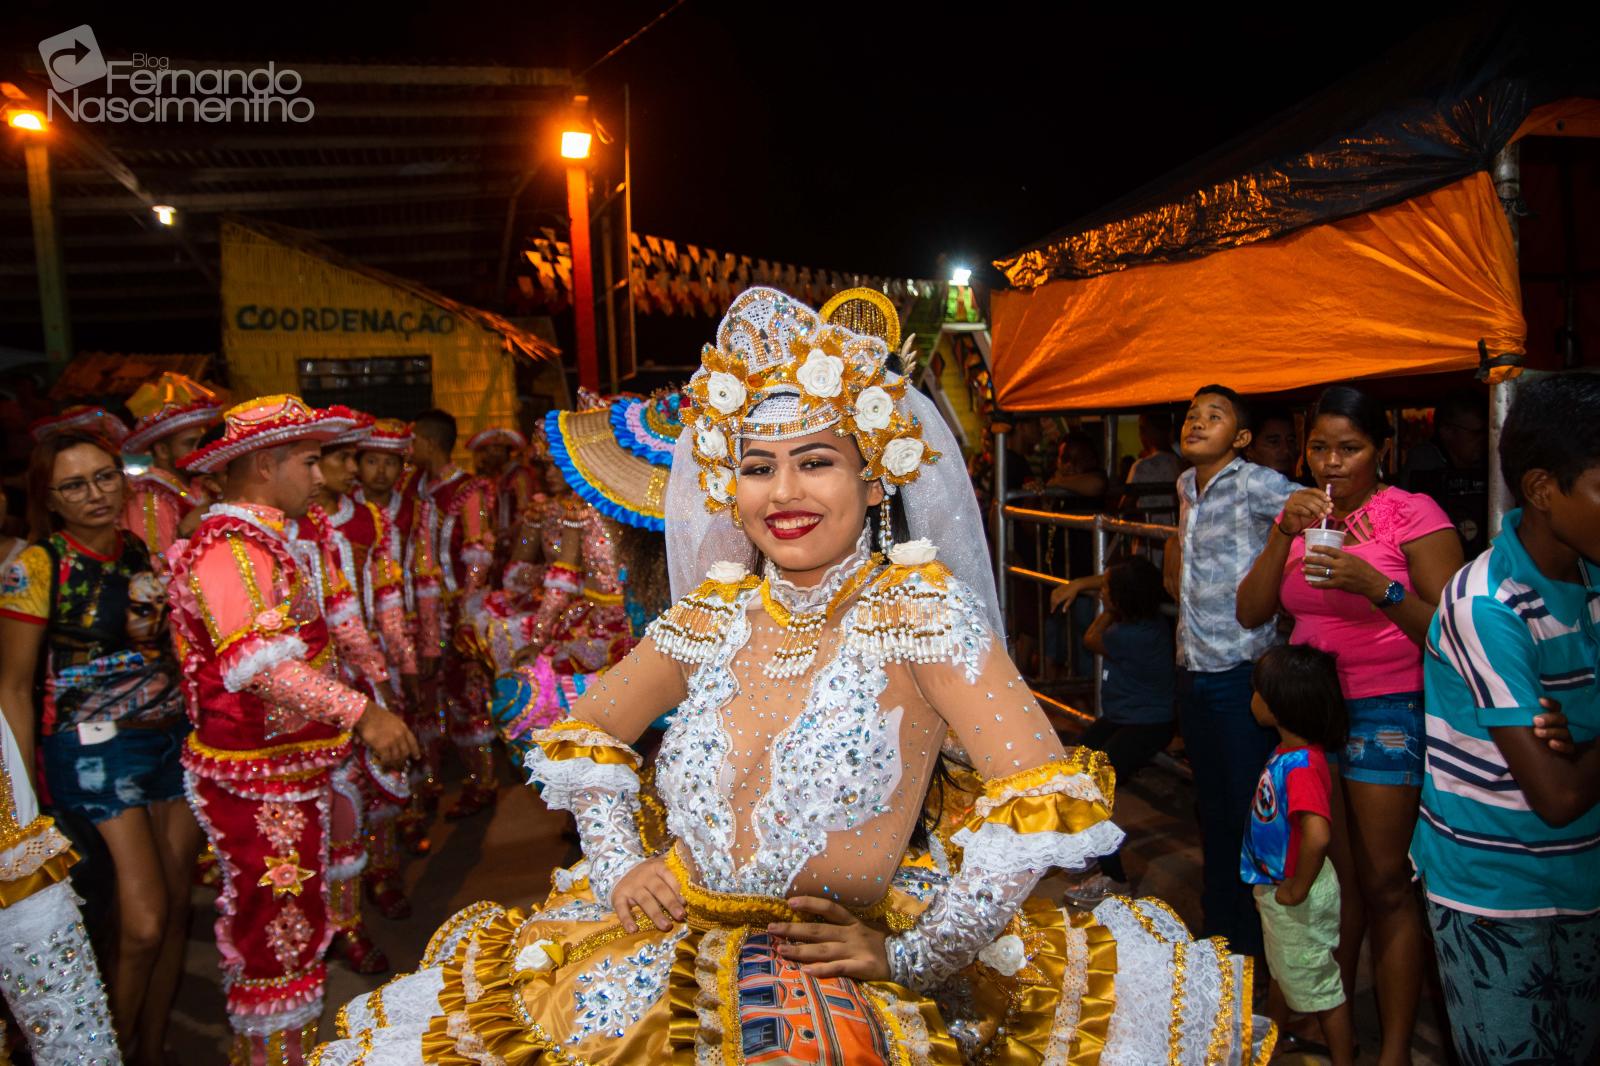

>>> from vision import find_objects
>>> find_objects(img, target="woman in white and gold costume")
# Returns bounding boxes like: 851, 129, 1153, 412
0, 702, 118, 1064
312, 287, 1274, 1066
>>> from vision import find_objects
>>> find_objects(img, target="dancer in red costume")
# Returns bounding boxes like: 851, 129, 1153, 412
288, 411, 415, 973
468, 426, 539, 546
119, 372, 221, 560
354, 420, 445, 853
170, 395, 418, 1065
410, 409, 499, 819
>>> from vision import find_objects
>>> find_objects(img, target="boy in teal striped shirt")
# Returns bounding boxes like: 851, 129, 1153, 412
1411, 373, 1600, 1065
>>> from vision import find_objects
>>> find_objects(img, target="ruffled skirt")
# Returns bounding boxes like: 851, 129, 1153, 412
310, 861, 1275, 1065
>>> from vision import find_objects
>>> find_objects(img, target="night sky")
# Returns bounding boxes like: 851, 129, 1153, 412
11, 0, 1454, 280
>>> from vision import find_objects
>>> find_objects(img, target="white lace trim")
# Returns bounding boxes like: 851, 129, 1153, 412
521, 749, 641, 812
763, 527, 873, 614
221, 634, 310, 692
0, 822, 72, 881
951, 819, 1125, 878
971, 769, 1110, 820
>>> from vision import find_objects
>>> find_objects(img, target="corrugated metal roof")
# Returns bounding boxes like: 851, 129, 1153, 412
2, 59, 575, 341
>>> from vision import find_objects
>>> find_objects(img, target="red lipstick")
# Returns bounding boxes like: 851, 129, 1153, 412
765, 510, 822, 540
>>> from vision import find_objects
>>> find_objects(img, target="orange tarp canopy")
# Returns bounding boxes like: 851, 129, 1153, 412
1512, 97, 1600, 142
990, 172, 1526, 412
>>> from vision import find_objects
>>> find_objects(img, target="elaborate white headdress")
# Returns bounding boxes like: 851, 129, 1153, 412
666, 286, 1002, 633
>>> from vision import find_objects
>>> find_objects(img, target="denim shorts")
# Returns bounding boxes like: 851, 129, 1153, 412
1341, 691, 1424, 787
41, 720, 189, 824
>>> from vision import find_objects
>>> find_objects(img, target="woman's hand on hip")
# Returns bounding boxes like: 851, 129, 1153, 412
611, 856, 686, 933
768, 897, 890, 980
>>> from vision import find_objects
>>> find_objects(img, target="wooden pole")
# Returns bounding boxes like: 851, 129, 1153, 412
23, 140, 73, 380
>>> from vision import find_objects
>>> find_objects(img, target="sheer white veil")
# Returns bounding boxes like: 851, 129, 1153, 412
664, 386, 1003, 635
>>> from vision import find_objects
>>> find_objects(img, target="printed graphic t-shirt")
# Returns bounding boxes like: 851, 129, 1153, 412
1241, 744, 1332, 885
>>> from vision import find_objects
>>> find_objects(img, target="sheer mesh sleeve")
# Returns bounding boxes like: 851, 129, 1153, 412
885, 592, 1122, 991
522, 641, 688, 905
523, 720, 648, 908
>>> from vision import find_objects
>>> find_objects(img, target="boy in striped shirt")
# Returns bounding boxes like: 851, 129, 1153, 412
1411, 373, 1600, 1065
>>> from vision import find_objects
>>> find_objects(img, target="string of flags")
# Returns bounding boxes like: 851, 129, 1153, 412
518, 230, 941, 317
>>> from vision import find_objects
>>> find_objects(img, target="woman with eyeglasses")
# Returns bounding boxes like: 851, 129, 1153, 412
0, 430, 201, 1066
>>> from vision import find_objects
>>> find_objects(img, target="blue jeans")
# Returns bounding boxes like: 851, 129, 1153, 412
1179, 663, 1278, 959
41, 721, 188, 824
1342, 691, 1424, 786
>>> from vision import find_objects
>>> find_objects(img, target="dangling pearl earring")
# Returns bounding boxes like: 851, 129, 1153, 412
878, 492, 893, 556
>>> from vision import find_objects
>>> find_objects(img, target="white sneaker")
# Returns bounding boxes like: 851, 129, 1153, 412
1064, 873, 1130, 907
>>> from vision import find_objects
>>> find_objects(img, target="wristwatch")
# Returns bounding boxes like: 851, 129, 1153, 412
1378, 580, 1405, 608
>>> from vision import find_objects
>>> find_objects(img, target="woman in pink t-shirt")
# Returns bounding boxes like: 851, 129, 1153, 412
1237, 386, 1462, 1066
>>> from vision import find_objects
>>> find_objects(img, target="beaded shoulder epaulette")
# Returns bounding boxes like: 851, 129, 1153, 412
645, 566, 760, 664
845, 558, 992, 679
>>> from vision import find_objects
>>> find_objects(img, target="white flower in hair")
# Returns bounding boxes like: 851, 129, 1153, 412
696, 422, 728, 460
888, 539, 937, 566
706, 467, 735, 502
796, 348, 845, 398
514, 939, 559, 973
706, 560, 750, 584
855, 386, 894, 431
978, 934, 1027, 976
706, 372, 747, 414
882, 436, 926, 476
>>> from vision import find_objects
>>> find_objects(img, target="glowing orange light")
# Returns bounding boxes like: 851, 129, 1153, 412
560, 129, 593, 160
8, 110, 46, 132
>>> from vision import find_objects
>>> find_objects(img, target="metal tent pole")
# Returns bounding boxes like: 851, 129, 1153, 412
994, 429, 1009, 639
1489, 144, 1523, 538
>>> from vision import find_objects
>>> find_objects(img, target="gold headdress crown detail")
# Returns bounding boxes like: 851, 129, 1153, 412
684, 286, 940, 513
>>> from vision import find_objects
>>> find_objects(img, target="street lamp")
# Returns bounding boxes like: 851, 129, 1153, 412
560, 129, 593, 161
563, 97, 599, 393
9, 105, 73, 378
949, 266, 972, 286
152, 204, 177, 226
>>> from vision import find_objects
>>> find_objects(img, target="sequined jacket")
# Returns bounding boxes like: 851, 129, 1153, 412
121, 466, 203, 561
354, 484, 442, 655
167, 503, 367, 781
427, 465, 497, 599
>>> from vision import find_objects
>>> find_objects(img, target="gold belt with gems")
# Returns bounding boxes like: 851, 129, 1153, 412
663, 849, 915, 932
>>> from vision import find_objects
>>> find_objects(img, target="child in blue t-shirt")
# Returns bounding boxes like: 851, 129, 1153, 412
1242, 644, 1354, 1066
1053, 557, 1174, 904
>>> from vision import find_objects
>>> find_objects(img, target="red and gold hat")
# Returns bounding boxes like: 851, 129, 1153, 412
466, 427, 528, 452
121, 372, 222, 455
30, 405, 130, 446
181, 394, 357, 474
358, 418, 413, 455
324, 407, 375, 448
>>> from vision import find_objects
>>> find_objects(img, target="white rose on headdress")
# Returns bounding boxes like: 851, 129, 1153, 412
696, 423, 728, 460
978, 934, 1027, 976
797, 348, 845, 398
882, 436, 926, 477
706, 561, 750, 584
514, 939, 559, 973
706, 467, 735, 502
855, 386, 894, 431
888, 539, 937, 566
706, 372, 747, 415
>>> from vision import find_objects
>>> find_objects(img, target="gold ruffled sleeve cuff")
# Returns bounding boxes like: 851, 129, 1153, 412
964, 749, 1116, 836
527, 718, 643, 771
